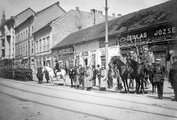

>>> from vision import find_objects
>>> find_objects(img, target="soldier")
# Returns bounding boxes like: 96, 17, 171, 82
169, 56, 177, 101
69, 66, 76, 87
92, 65, 97, 86
153, 59, 165, 99
85, 66, 93, 91
36, 63, 43, 84
96, 64, 101, 87
100, 65, 107, 91
79, 65, 85, 90
107, 63, 114, 89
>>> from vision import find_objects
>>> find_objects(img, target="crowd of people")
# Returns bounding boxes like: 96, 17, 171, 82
36, 55, 177, 101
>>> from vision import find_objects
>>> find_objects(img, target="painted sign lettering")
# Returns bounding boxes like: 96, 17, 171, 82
154, 27, 176, 36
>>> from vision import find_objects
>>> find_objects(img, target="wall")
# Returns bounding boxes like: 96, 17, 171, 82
75, 40, 99, 67
51, 10, 106, 49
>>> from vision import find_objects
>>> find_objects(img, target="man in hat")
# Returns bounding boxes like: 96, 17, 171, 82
169, 56, 177, 101
100, 65, 107, 91
153, 59, 165, 99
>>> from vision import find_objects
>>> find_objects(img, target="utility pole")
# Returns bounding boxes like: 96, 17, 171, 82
105, 0, 109, 69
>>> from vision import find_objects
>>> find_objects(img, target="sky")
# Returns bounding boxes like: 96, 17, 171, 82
0, 0, 169, 20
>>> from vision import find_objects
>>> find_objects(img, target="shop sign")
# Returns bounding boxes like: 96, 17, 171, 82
119, 23, 177, 46
57, 47, 74, 56
99, 37, 117, 48
153, 27, 176, 38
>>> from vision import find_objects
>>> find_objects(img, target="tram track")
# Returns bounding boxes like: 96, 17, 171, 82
0, 78, 177, 111
0, 80, 177, 119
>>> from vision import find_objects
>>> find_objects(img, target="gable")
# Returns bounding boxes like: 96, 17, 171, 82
34, 3, 66, 33
15, 8, 35, 27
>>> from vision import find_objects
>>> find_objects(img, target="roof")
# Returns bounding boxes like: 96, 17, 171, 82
15, 7, 35, 27
52, 0, 177, 50
15, 15, 34, 30
33, 2, 66, 33
34, 16, 62, 34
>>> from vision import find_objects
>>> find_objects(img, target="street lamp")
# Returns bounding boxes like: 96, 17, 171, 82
105, 0, 109, 69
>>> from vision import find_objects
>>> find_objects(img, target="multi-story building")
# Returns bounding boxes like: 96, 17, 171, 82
0, 10, 16, 69
33, 2, 66, 69
51, 7, 112, 68
52, 0, 177, 71
14, 8, 35, 69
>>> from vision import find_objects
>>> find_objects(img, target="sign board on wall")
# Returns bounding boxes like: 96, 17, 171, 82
119, 22, 177, 46
53, 47, 74, 56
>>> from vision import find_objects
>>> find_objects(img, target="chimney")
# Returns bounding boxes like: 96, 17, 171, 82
117, 14, 122, 17
75, 7, 79, 11
112, 13, 116, 18
57, 2, 60, 5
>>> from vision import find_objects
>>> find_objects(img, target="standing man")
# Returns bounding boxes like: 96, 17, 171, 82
96, 65, 101, 87
100, 65, 107, 91
92, 65, 97, 86
153, 59, 165, 99
79, 65, 85, 90
169, 56, 177, 101
85, 66, 93, 91
36, 63, 43, 84
69, 66, 76, 87
107, 63, 114, 89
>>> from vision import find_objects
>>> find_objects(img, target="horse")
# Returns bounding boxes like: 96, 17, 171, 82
109, 56, 130, 93
127, 59, 148, 94
145, 64, 156, 93
55, 68, 66, 86
43, 66, 55, 85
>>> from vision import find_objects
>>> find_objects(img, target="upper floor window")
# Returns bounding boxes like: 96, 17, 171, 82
46, 36, 50, 50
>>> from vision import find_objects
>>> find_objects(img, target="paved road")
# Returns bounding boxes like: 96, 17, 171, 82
0, 78, 177, 120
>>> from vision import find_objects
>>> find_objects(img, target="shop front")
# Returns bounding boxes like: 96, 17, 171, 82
118, 20, 177, 68
52, 46, 74, 69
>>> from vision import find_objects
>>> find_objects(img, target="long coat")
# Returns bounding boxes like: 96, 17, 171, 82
153, 64, 165, 82
100, 69, 107, 88
169, 62, 177, 89
36, 67, 43, 81
85, 68, 93, 88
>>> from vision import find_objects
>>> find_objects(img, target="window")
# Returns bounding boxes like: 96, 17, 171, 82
31, 42, 34, 54
36, 41, 38, 53
39, 39, 42, 52
26, 43, 28, 55
43, 38, 46, 51
46, 36, 50, 50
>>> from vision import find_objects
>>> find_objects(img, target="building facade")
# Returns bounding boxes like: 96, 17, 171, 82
33, 2, 66, 70
51, 8, 111, 68
15, 15, 35, 69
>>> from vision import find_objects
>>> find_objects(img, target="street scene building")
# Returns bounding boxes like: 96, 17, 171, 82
0, 0, 177, 120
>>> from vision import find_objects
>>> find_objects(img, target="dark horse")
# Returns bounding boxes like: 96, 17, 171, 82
127, 59, 149, 94
110, 56, 148, 93
110, 56, 130, 93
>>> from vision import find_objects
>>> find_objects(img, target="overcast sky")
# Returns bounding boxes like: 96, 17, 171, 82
0, 0, 169, 20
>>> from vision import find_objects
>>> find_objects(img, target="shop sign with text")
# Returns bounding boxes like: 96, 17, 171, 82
119, 22, 177, 46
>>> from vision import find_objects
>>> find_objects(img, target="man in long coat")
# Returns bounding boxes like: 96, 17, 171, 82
85, 66, 93, 91
169, 56, 177, 101
100, 66, 107, 91
36, 64, 43, 84
153, 59, 165, 99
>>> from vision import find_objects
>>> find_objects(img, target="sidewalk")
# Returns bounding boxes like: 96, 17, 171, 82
32, 74, 175, 101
